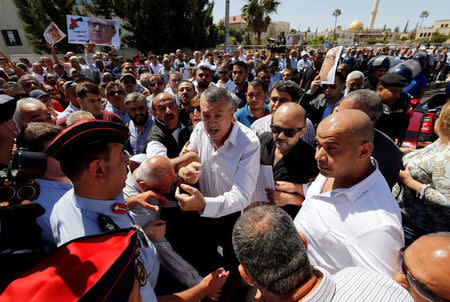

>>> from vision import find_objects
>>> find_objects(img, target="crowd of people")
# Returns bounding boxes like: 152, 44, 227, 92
0, 41, 449, 301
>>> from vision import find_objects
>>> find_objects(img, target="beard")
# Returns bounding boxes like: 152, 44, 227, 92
198, 80, 210, 89
132, 114, 148, 126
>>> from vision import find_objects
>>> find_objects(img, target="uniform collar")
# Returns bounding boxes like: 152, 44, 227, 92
72, 190, 128, 216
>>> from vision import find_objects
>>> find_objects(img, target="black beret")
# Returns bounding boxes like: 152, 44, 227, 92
0, 94, 17, 124
2, 228, 139, 302
45, 120, 129, 161
379, 74, 409, 88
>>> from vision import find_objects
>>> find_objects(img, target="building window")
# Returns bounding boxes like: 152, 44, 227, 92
1, 30, 22, 46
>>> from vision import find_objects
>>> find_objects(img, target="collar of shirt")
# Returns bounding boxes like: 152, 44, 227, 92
72, 190, 128, 217
208, 120, 239, 149
314, 158, 380, 202
129, 114, 153, 135
302, 266, 336, 302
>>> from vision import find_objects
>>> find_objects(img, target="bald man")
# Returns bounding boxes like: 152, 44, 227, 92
293, 109, 404, 277
122, 156, 203, 289
394, 233, 450, 302
258, 102, 319, 217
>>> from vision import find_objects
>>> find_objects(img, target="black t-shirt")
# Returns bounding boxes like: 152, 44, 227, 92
259, 132, 319, 184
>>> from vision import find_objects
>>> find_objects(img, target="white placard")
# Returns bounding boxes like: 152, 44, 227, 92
319, 45, 343, 84
43, 22, 66, 45
66, 15, 120, 47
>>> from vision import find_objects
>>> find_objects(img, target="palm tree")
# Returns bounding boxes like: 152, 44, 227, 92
332, 9, 342, 41
241, 0, 280, 46
419, 11, 429, 29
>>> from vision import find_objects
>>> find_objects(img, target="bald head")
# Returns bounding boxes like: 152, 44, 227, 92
134, 156, 175, 192
272, 102, 306, 125
402, 233, 450, 301
319, 109, 374, 145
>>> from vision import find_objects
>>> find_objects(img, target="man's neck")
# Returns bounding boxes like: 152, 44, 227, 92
213, 121, 234, 150
220, 78, 229, 84
42, 174, 72, 185
248, 106, 267, 119
236, 81, 246, 91
323, 160, 375, 192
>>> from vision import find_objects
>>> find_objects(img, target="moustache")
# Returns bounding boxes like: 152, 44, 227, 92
165, 114, 175, 119
275, 138, 287, 144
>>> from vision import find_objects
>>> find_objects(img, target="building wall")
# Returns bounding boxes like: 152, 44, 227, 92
433, 20, 450, 35
0, 0, 35, 56
267, 21, 290, 37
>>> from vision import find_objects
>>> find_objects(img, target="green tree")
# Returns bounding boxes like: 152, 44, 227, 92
419, 11, 429, 29
12, 0, 82, 54
243, 33, 252, 45
84, 0, 217, 53
430, 32, 448, 43
241, 0, 280, 45
332, 9, 341, 41
217, 20, 243, 44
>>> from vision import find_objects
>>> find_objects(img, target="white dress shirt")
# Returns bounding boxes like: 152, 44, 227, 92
145, 124, 185, 157
294, 160, 404, 277
297, 59, 311, 71
188, 121, 260, 218
215, 79, 237, 93
58, 103, 80, 120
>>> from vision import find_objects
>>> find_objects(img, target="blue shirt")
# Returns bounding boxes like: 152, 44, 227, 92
34, 179, 72, 254
50, 189, 159, 301
403, 73, 427, 99
105, 102, 131, 124
235, 104, 270, 128
321, 94, 344, 121
129, 115, 154, 155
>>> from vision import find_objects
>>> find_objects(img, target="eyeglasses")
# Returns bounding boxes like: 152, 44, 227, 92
321, 84, 337, 89
149, 81, 163, 87
188, 106, 201, 113
270, 125, 304, 138
218, 71, 228, 75
109, 90, 125, 96
397, 247, 447, 302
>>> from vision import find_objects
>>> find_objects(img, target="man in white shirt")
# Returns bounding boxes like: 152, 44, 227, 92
175, 86, 260, 272
215, 63, 236, 93
31, 63, 45, 84
233, 205, 413, 302
293, 109, 404, 277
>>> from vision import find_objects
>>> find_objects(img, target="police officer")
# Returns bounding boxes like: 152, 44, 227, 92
46, 120, 228, 301
365, 55, 392, 91
375, 74, 411, 145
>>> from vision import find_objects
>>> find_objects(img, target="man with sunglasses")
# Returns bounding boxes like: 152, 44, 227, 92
299, 72, 346, 129
293, 109, 404, 277
105, 82, 130, 124
144, 74, 166, 107
395, 233, 450, 302
259, 102, 318, 218
215, 63, 236, 93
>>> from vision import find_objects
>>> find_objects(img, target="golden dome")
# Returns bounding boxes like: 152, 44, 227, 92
349, 20, 364, 30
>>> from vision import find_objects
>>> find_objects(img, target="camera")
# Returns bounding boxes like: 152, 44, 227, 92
0, 149, 47, 205
267, 38, 286, 54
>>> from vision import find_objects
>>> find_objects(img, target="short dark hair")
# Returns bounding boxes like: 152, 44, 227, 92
59, 143, 111, 181
335, 72, 346, 84
179, 80, 195, 90
233, 206, 312, 296
256, 65, 270, 75
196, 65, 211, 75
248, 79, 267, 93
76, 82, 101, 99
16, 122, 62, 152
270, 80, 302, 102
233, 60, 248, 71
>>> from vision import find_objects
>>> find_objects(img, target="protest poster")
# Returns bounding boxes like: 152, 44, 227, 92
319, 45, 343, 84
286, 34, 303, 46
66, 15, 120, 47
43, 22, 66, 45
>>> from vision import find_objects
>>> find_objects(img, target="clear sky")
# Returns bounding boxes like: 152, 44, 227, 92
213, 0, 449, 32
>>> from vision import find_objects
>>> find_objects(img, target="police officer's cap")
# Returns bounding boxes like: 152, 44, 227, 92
45, 120, 129, 161
2, 228, 139, 301
379, 74, 409, 88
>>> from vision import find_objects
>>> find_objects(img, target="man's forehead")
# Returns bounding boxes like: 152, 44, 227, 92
155, 96, 175, 104
270, 89, 291, 100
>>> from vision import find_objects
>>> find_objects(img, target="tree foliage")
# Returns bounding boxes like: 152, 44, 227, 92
241, 0, 280, 45
85, 0, 218, 53
217, 20, 243, 45
12, 0, 83, 54
332, 9, 341, 40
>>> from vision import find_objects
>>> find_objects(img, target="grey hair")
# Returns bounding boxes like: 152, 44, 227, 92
124, 92, 148, 110
232, 205, 312, 296
168, 70, 182, 80
139, 73, 152, 89
346, 70, 364, 81
345, 89, 383, 121
202, 86, 234, 110
13, 98, 46, 126
270, 80, 302, 102
105, 81, 125, 96
134, 157, 174, 187
66, 111, 95, 126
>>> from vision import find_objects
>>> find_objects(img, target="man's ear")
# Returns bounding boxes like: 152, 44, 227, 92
359, 142, 374, 160
299, 232, 308, 251
394, 269, 409, 291
138, 180, 149, 192
238, 264, 256, 286
88, 159, 105, 181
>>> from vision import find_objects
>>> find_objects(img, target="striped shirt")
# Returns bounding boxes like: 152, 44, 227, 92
303, 267, 413, 302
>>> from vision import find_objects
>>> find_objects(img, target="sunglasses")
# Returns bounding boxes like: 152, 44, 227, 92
398, 247, 447, 302
188, 106, 201, 113
122, 79, 136, 84
109, 90, 125, 96
270, 125, 303, 138
321, 84, 337, 89
219, 71, 228, 75
149, 81, 163, 87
